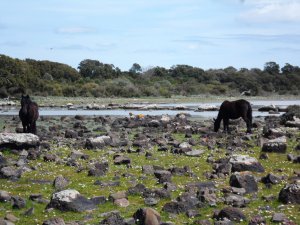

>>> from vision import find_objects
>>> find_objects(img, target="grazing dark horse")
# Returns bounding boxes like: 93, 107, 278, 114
214, 99, 252, 133
19, 95, 39, 134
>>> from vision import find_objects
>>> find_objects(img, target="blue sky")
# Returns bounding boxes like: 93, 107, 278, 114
1, 0, 300, 71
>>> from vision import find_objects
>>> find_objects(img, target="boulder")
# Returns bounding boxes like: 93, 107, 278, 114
109, 191, 127, 202
162, 201, 192, 214
154, 170, 172, 183
42, 218, 66, 225
198, 188, 217, 206
11, 196, 26, 209
0, 190, 11, 202
185, 150, 205, 157
197, 104, 218, 111
215, 207, 246, 222
161, 115, 171, 124
99, 211, 125, 225
285, 119, 300, 128
229, 155, 264, 173
229, 172, 258, 194
278, 183, 300, 204
64, 130, 78, 139
88, 161, 109, 177
272, 213, 287, 223
224, 194, 250, 208
262, 136, 287, 153
113, 155, 131, 165
53, 175, 69, 191
248, 215, 266, 225
258, 105, 277, 112
0, 133, 39, 150
0, 219, 15, 225
85, 136, 111, 149
0, 167, 22, 179
261, 173, 281, 185
0, 155, 8, 168
46, 189, 96, 212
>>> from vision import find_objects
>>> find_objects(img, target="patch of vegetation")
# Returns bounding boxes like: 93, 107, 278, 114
0, 116, 299, 224
1, 54, 300, 98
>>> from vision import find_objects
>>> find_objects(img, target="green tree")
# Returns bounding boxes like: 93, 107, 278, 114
264, 61, 280, 74
129, 63, 142, 74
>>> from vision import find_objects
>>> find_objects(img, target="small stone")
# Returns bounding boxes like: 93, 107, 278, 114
114, 198, 130, 207
272, 213, 287, 223
5, 214, 19, 222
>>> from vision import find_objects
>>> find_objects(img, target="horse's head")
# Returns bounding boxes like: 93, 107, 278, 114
213, 118, 220, 132
20, 94, 31, 113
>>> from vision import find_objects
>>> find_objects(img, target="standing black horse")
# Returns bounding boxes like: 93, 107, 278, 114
214, 99, 252, 133
19, 95, 39, 134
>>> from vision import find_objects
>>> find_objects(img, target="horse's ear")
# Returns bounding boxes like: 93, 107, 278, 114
26, 94, 29, 98
213, 118, 216, 122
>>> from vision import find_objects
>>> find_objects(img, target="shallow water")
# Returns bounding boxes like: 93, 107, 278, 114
0, 99, 298, 118
0, 107, 283, 118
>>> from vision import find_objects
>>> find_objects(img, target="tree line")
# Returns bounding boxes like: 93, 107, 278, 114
0, 54, 299, 98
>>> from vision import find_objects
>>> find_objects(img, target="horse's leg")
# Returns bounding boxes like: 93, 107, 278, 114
223, 118, 229, 133
32, 121, 37, 134
242, 114, 252, 133
22, 121, 27, 133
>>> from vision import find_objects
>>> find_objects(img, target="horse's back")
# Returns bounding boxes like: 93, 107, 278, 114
219, 99, 251, 119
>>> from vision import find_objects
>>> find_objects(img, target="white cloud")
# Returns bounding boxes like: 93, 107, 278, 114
240, 0, 300, 23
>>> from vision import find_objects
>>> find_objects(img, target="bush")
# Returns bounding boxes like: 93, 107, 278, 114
0, 87, 8, 98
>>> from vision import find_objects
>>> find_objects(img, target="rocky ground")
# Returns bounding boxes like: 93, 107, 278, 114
0, 107, 299, 225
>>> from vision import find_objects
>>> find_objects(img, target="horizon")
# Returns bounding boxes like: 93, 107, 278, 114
1, 0, 300, 71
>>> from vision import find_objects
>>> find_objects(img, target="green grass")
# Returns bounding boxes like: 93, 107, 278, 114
0, 117, 299, 224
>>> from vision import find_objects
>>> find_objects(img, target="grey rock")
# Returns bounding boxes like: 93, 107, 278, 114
99, 211, 125, 225
154, 170, 172, 183
185, 150, 205, 157
109, 191, 127, 201
42, 217, 66, 225
53, 175, 69, 191
261, 173, 281, 185
262, 136, 287, 153
113, 155, 131, 165
0, 219, 15, 225
46, 189, 96, 212
0, 133, 39, 149
0, 167, 22, 179
88, 161, 109, 177
224, 194, 250, 207
229, 155, 264, 173
248, 215, 266, 225
142, 165, 154, 174
272, 213, 287, 223
65, 130, 78, 139
216, 207, 246, 222
278, 183, 300, 204
144, 198, 159, 206
229, 172, 258, 194
127, 183, 147, 195
85, 136, 111, 149
0, 191, 11, 202
12, 196, 26, 209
